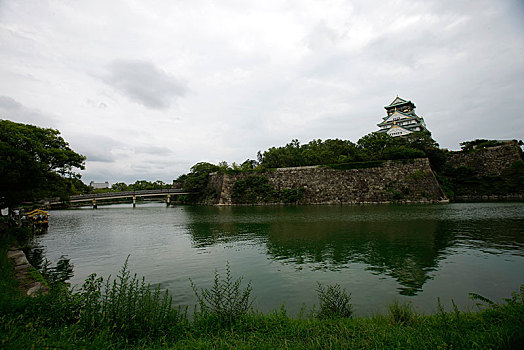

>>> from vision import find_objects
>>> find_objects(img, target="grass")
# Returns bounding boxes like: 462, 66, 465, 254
1, 232, 524, 349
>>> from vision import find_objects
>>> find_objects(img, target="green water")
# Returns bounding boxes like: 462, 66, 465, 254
37, 202, 524, 316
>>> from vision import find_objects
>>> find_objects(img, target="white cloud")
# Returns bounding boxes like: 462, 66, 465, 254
101, 60, 187, 110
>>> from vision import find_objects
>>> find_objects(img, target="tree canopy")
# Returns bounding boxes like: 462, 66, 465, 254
0, 120, 86, 209
256, 132, 440, 169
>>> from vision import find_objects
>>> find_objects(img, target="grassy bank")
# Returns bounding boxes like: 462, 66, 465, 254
1, 234, 523, 349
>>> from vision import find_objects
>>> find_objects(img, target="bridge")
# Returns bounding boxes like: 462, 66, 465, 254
49, 189, 191, 208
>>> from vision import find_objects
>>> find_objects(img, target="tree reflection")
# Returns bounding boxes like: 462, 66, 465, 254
264, 220, 456, 295
184, 204, 524, 296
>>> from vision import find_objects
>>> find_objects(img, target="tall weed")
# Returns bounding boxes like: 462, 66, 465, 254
78, 257, 185, 339
388, 300, 415, 325
191, 262, 254, 324
315, 283, 353, 319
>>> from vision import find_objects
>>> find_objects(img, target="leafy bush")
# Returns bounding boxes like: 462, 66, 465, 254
439, 161, 524, 197
232, 175, 275, 204
383, 146, 425, 160
78, 258, 185, 339
231, 175, 305, 204
191, 262, 254, 323
280, 187, 305, 203
315, 283, 353, 319
181, 162, 220, 203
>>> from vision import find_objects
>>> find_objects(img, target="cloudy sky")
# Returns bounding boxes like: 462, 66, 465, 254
1, 0, 523, 184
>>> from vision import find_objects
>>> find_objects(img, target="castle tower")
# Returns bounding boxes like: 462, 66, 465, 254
376, 96, 428, 137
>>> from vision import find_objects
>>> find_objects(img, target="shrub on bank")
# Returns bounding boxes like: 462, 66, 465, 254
191, 262, 254, 325
231, 175, 306, 204
315, 282, 353, 319
78, 258, 187, 340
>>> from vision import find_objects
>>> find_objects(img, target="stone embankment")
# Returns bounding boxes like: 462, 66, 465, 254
207, 158, 448, 205
7, 248, 49, 296
446, 141, 524, 200
447, 142, 523, 177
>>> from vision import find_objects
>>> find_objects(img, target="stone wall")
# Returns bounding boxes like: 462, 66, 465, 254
444, 141, 524, 200
7, 248, 49, 296
208, 158, 448, 205
447, 142, 523, 177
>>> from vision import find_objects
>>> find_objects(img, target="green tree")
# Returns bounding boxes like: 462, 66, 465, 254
153, 180, 168, 189
182, 162, 219, 192
357, 133, 398, 160
111, 182, 129, 192
403, 131, 446, 171
241, 159, 258, 171
259, 139, 303, 168
0, 120, 85, 211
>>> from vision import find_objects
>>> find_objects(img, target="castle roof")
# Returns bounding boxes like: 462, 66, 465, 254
380, 109, 420, 122
385, 96, 415, 109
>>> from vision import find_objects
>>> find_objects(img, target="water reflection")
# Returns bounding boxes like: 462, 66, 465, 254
185, 204, 524, 296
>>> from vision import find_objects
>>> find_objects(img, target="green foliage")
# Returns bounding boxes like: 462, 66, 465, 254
231, 175, 305, 204
388, 301, 416, 325
111, 182, 129, 192
383, 146, 425, 160
404, 132, 447, 171
315, 283, 353, 319
179, 162, 220, 203
130, 179, 170, 191
256, 132, 440, 170
191, 262, 254, 324
259, 138, 362, 169
78, 257, 185, 339
407, 170, 427, 181
0, 120, 86, 209
183, 162, 219, 192
440, 160, 524, 197
64, 177, 90, 195
40, 256, 74, 286
469, 292, 497, 309
460, 139, 505, 152
280, 187, 305, 203
357, 132, 397, 160
232, 176, 275, 203
240, 159, 259, 170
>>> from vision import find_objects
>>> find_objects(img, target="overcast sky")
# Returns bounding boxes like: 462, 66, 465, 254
1, 0, 523, 184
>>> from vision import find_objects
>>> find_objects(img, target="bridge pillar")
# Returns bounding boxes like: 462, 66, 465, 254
132, 196, 136, 208
92, 199, 97, 209
166, 194, 171, 206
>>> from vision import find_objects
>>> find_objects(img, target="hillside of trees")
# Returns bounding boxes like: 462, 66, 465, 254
176, 132, 524, 203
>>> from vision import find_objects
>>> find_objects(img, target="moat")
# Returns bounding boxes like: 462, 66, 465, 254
36, 202, 524, 316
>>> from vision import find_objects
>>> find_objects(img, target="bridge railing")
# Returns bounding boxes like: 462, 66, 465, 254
69, 189, 188, 200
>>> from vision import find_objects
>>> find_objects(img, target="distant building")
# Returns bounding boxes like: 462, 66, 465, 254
90, 181, 110, 189
376, 96, 429, 137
